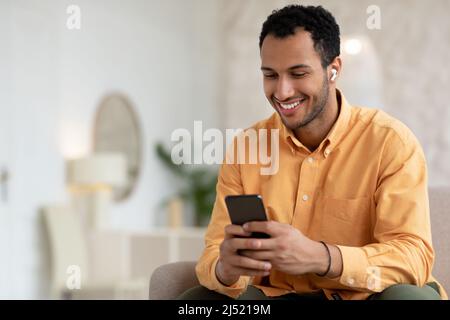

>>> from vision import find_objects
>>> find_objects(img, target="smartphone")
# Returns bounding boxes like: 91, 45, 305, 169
224, 194, 270, 238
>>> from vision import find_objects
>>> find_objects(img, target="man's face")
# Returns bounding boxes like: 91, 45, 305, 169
260, 29, 330, 130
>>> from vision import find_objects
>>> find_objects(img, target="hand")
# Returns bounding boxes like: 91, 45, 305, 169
215, 224, 273, 286
239, 221, 330, 276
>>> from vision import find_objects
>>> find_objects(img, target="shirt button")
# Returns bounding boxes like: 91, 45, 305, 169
307, 157, 314, 163
302, 194, 309, 201
347, 278, 355, 286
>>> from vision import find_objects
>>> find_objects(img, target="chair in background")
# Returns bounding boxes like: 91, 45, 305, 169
43, 205, 148, 299
149, 261, 198, 300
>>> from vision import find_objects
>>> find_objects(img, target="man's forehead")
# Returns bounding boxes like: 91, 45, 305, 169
260, 30, 321, 70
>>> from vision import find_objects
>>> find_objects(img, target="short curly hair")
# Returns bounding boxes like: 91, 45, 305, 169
259, 5, 340, 68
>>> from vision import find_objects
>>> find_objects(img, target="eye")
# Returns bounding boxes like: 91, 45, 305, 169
263, 73, 277, 79
292, 73, 306, 78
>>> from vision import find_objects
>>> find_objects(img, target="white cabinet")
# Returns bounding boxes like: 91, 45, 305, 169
44, 203, 207, 299
89, 227, 206, 284
127, 228, 206, 280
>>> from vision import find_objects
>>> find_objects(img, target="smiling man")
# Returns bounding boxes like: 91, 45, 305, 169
178, 5, 446, 300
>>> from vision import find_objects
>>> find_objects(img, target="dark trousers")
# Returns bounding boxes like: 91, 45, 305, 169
177, 283, 442, 300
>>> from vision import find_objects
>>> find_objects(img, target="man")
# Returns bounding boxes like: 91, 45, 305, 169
179, 5, 446, 300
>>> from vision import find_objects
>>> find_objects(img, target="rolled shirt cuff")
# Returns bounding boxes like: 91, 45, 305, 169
336, 245, 379, 292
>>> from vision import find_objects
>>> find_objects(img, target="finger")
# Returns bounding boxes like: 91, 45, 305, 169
220, 237, 257, 256
239, 250, 273, 261
224, 224, 251, 239
228, 254, 272, 271
243, 221, 277, 236
226, 237, 268, 251
229, 236, 277, 251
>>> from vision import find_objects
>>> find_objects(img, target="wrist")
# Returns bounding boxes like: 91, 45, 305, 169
215, 260, 239, 287
327, 244, 343, 278
314, 241, 331, 277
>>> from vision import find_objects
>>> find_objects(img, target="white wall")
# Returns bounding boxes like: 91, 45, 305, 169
5, 0, 64, 299
0, 0, 13, 300
1, 0, 221, 299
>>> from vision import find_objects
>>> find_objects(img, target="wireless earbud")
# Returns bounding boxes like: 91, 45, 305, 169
330, 69, 338, 81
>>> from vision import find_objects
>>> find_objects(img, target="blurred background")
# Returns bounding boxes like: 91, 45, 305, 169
0, 0, 449, 299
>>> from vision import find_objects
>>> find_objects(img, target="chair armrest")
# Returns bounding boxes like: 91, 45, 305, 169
149, 261, 199, 300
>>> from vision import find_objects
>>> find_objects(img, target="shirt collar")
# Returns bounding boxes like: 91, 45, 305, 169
277, 88, 352, 155
324, 88, 352, 150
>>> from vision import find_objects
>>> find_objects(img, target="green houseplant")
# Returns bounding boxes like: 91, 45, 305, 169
155, 142, 218, 226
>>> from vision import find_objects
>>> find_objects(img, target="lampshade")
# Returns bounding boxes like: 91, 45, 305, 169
66, 153, 127, 187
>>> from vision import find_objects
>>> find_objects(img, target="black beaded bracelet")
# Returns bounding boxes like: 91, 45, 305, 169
316, 241, 331, 277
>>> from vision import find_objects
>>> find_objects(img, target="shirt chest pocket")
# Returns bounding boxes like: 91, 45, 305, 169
319, 196, 372, 246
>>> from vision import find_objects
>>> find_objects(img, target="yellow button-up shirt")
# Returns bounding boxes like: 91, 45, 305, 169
196, 90, 446, 300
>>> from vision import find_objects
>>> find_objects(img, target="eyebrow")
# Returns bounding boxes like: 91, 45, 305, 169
261, 64, 312, 71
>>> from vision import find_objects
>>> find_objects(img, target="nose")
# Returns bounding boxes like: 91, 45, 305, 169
274, 76, 295, 102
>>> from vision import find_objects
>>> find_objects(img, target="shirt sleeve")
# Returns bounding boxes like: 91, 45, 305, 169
336, 128, 435, 293
195, 145, 251, 298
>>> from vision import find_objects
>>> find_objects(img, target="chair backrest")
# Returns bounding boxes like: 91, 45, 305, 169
429, 187, 450, 292
42, 205, 89, 298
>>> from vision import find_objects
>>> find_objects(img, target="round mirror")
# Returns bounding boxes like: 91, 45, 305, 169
93, 93, 142, 202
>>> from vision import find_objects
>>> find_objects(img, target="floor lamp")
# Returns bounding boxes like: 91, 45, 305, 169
66, 153, 127, 230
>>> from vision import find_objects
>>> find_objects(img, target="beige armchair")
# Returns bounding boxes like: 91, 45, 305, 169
43, 205, 148, 299
149, 187, 450, 299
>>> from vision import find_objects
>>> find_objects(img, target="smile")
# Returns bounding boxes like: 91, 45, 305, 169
276, 98, 307, 115
280, 100, 302, 109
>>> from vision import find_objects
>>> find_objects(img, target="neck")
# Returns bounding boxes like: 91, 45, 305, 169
293, 89, 340, 152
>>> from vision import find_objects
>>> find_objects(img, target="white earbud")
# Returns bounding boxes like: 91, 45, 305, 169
330, 68, 338, 81
330, 69, 338, 81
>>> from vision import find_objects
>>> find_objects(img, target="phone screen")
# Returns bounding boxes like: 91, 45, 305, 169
225, 195, 270, 238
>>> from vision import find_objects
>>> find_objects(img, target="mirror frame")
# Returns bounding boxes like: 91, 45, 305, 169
92, 92, 142, 202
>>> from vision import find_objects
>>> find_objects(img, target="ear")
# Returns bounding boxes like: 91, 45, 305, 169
328, 56, 342, 82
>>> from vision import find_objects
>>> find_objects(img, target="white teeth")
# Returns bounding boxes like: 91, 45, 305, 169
280, 99, 304, 110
